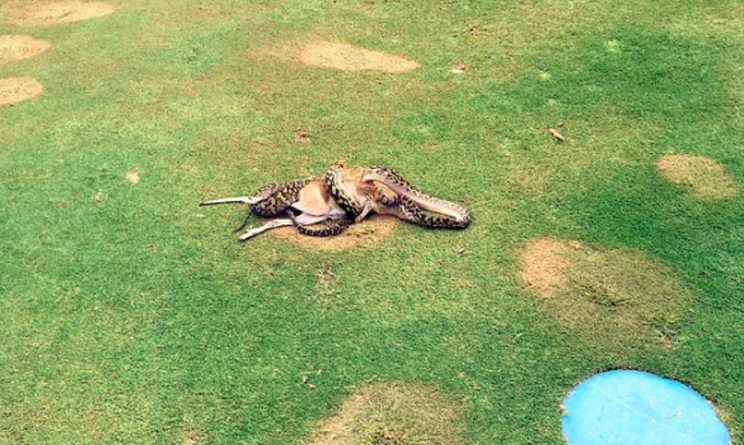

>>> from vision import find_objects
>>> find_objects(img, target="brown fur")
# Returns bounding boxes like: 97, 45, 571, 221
295, 180, 337, 216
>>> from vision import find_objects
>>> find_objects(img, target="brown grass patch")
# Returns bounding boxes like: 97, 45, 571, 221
274, 214, 398, 252
299, 41, 421, 73
125, 169, 140, 184
184, 429, 202, 445
520, 238, 572, 297
705, 5, 744, 39
3, 1, 117, 28
656, 154, 740, 199
0, 35, 50, 64
273, 167, 399, 252
520, 237, 693, 348
0, 77, 44, 106
307, 382, 465, 445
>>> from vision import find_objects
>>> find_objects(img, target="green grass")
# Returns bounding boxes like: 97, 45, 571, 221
1, 0, 744, 443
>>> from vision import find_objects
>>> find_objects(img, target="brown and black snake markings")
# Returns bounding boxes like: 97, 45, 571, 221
324, 167, 471, 229
229, 179, 312, 233
360, 165, 472, 229
324, 168, 363, 217
199, 175, 351, 241
199, 165, 472, 242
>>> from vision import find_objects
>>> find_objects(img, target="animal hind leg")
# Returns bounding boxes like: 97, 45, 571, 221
238, 213, 334, 241
200, 178, 312, 212
238, 214, 328, 241
199, 196, 263, 206
238, 218, 294, 241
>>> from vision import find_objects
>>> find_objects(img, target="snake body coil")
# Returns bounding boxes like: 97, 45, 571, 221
250, 179, 313, 217
245, 178, 351, 237
202, 165, 471, 242
324, 168, 363, 217
360, 166, 471, 229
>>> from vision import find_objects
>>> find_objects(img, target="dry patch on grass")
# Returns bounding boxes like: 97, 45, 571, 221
125, 169, 140, 184
705, 5, 744, 38
307, 382, 465, 445
0, 35, 50, 64
299, 41, 421, 73
275, 214, 398, 252
273, 167, 399, 252
520, 237, 693, 348
520, 237, 572, 297
2, 1, 117, 27
656, 154, 740, 199
0, 77, 44, 106
184, 429, 202, 445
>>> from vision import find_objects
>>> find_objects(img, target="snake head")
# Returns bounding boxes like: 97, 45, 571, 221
361, 166, 410, 192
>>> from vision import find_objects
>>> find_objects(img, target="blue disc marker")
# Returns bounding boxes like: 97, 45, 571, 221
561, 370, 731, 445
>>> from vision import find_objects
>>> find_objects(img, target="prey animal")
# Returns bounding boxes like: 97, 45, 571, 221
199, 166, 471, 242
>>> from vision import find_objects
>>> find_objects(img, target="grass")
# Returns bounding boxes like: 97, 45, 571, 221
307, 382, 465, 445
556, 243, 694, 350
1, 0, 744, 443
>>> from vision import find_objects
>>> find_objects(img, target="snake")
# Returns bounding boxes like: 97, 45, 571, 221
286, 210, 353, 237
324, 168, 364, 217
233, 177, 352, 237
249, 179, 313, 217
206, 165, 471, 241
358, 166, 472, 229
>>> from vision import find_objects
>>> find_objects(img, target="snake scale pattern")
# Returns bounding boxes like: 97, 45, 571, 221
249, 179, 312, 217
361, 165, 471, 229
242, 178, 352, 237
202, 165, 472, 241
324, 168, 364, 217
323, 165, 472, 230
